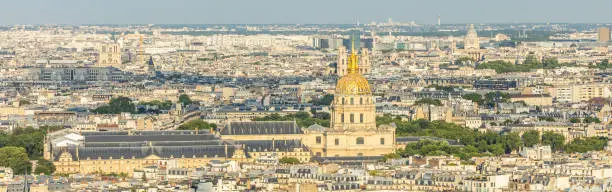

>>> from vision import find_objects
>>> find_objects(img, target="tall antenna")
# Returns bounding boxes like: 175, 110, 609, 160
139, 35, 144, 64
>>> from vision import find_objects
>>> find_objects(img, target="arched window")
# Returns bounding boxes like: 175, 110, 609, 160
356, 137, 364, 145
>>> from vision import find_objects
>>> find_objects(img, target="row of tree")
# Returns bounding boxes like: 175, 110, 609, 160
93, 94, 194, 114
461, 92, 511, 108
476, 56, 575, 73
569, 117, 602, 124
414, 98, 442, 106
378, 115, 608, 160
177, 119, 217, 130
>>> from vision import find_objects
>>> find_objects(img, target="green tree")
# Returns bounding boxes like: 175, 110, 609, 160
522, 130, 540, 147
462, 93, 483, 104
454, 57, 475, 65
0, 147, 31, 174
538, 116, 556, 122
569, 118, 581, 123
541, 132, 565, 152
279, 157, 300, 164
178, 94, 193, 106
34, 159, 55, 175
177, 119, 217, 130
414, 98, 442, 106
501, 132, 523, 153
93, 97, 136, 114
565, 137, 607, 153
583, 117, 601, 124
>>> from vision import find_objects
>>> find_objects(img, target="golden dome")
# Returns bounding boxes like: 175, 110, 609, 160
335, 40, 371, 95
336, 73, 371, 95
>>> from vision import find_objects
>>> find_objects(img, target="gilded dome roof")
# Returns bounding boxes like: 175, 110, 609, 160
336, 73, 371, 95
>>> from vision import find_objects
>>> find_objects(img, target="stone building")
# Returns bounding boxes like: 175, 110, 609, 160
97, 44, 121, 67
304, 42, 396, 157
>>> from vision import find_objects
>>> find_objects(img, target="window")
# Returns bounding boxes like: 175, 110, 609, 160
356, 137, 364, 145
341, 114, 344, 123
342, 98, 345, 104
350, 97, 354, 104
380, 138, 385, 145
335, 138, 339, 145
357, 153, 363, 156
360, 98, 363, 104
316, 152, 321, 156
350, 114, 354, 123
316, 136, 321, 144
360, 113, 364, 123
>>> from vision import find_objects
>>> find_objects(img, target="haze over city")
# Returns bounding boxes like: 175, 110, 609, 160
2, 0, 611, 24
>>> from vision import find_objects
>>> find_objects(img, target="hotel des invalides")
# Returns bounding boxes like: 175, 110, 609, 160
46, 44, 397, 176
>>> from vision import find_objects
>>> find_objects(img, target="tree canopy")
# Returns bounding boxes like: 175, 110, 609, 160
477, 57, 575, 73
522, 130, 540, 147
177, 119, 217, 130
279, 157, 301, 164
0, 147, 31, 174
565, 137, 607, 153
92, 97, 136, 114
461, 92, 510, 108
178, 94, 193, 106
414, 98, 442, 106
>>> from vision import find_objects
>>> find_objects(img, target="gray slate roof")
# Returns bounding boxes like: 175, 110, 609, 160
221, 121, 302, 135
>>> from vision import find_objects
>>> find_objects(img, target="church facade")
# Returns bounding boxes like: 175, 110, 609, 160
304, 43, 396, 157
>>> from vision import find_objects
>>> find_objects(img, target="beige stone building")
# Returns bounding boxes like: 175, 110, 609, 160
304, 44, 396, 157
97, 44, 121, 67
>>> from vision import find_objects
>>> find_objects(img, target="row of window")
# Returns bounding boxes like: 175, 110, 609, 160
340, 113, 365, 123
339, 97, 371, 105
315, 136, 385, 145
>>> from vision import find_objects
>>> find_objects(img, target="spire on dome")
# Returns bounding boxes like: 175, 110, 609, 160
347, 38, 359, 74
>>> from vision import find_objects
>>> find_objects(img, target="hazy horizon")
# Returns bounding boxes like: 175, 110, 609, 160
1, 0, 611, 25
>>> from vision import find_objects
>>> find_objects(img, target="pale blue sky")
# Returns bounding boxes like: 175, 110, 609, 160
1, 0, 610, 24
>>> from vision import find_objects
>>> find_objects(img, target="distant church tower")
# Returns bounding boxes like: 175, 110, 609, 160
337, 46, 348, 76
97, 44, 121, 67
147, 56, 155, 76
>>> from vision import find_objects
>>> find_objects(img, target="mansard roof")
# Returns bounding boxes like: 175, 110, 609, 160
221, 121, 302, 135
